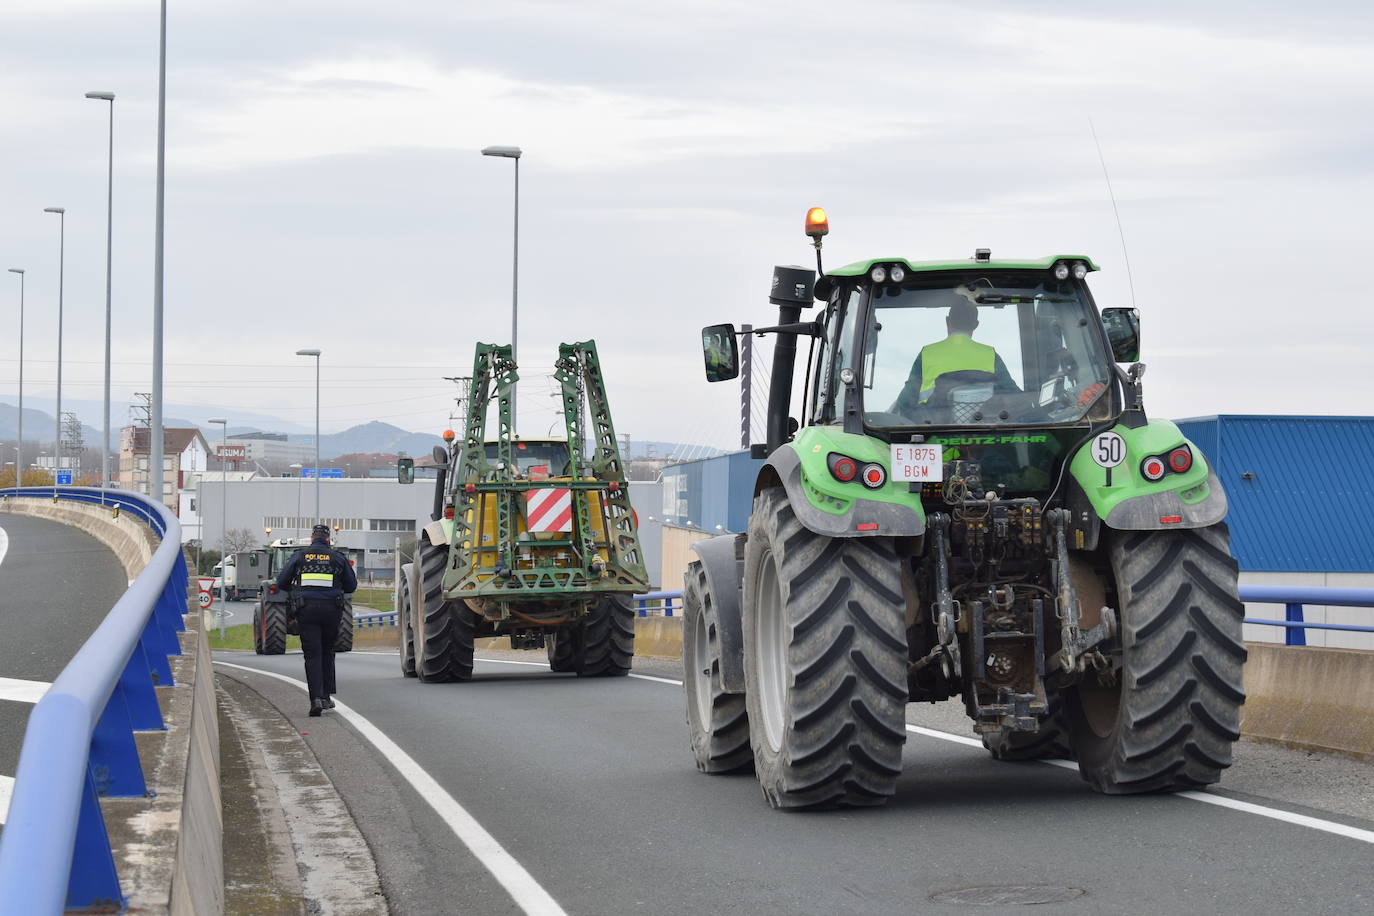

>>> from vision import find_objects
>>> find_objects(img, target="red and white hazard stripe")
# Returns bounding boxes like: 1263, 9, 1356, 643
525, 488, 573, 532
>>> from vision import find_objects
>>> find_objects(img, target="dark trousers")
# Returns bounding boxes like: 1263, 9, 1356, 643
298, 599, 342, 701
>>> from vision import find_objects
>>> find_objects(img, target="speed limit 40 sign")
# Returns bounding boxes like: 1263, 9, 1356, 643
197, 591, 213, 610
1091, 431, 1126, 485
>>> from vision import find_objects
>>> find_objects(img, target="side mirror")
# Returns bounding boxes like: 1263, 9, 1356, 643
431, 445, 450, 466
1101, 308, 1140, 363
701, 323, 740, 382
397, 457, 415, 485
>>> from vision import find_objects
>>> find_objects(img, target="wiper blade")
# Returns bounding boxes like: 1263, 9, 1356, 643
972, 289, 1075, 304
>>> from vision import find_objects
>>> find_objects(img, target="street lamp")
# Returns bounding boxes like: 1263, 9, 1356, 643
295, 348, 321, 523
481, 144, 521, 432
208, 417, 227, 638
6, 269, 24, 484
43, 207, 65, 485
290, 462, 304, 537
85, 91, 115, 492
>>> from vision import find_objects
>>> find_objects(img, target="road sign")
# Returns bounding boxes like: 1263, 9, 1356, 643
56, 471, 73, 485
301, 468, 344, 478
216, 444, 247, 460
197, 591, 213, 610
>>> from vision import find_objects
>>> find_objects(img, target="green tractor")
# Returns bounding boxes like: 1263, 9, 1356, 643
397, 340, 649, 682
684, 208, 1244, 809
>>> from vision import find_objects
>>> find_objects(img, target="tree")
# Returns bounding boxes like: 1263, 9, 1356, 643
0, 469, 55, 488
221, 527, 261, 553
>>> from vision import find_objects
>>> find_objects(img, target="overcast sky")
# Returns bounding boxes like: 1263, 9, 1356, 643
2, 1, 1372, 449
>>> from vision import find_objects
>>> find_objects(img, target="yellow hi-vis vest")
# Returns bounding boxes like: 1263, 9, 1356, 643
299, 551, 336, 588
917, 334, 996, 402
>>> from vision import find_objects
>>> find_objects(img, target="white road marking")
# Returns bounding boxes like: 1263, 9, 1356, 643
538, 661, 1374, 848
0, 677, 50, 704
0, 775, 13, 826
0, 526, 9, 568
215, 661, 568, 916
475, 657, 690, 688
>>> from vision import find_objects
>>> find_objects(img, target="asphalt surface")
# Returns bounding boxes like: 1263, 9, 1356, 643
0, 513, 129, 836
218, 648, 1374, 916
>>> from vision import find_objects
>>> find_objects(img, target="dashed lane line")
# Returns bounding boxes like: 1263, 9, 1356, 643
485, 658, 1374, 849
214, 661, 568, 916
0, 678, 49, 705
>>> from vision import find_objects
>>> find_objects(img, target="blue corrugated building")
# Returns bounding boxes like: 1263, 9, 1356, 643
1175, 416, 1374, 574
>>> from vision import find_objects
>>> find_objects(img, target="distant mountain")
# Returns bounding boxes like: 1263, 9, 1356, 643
0, 402, 105, 451
291, 421, 443, 459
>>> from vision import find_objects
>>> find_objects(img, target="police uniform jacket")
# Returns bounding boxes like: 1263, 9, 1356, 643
275, 538, 358, 601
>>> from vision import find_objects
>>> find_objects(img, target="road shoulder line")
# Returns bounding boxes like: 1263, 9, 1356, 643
215, 660, 568, 916
0, 677, 49, 704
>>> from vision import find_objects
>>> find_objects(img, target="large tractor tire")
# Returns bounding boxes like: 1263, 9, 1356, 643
578, 593, 634, 677
982, 693, 1074, 761
545, 595, 634, 676
1066, 523, 1246, 794
742, 488, 909, 810
335, 602, 354, 653
415, 533, 475, 683
546, 624, 580, 673
252, 604, 264, 654
257, 599, 289, 656
399, 563, 417, 678
683, 560, 752, 774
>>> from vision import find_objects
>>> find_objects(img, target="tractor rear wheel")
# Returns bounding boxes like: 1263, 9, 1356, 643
577, 594, 634, 677
252, 605, 264, 654
259, 600, 288, 656
982, 693, 1074, 761
546, 624, 581, 672
683, 559, 752, 774
415, 534, 475, 683
335, 603, 354, 653
742, 488, 908, 810
399, 562, 417, 677
1066, 523, 1246, 793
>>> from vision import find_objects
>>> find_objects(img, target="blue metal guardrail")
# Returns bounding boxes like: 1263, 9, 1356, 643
358, 586, 1374, 645
1238, 584, 1374, 646
0, 487, 187, 915
351, 589, 685, 630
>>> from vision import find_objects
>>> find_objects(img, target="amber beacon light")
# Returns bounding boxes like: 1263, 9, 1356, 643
805, 207, 829, 238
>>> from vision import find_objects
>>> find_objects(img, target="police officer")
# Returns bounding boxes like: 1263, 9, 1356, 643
275, 524, 357, 716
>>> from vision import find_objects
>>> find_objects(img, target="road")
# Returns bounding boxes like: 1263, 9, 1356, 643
218, 648, 1374, 916
0, 514, 129, 836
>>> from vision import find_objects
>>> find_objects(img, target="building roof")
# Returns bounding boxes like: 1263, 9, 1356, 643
122, 426, 209, 454
1175, 415, 1374, 573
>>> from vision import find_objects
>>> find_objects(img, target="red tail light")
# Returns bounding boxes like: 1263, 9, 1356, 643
828, 453, 859, 482
1168, 446, 1193, 473
443, 505, 455, 519
268, 583, 278, 595
1141, 456, 1167, 481
861, 464, 887, 489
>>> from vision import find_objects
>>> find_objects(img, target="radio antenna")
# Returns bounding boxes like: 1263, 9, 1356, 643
1089, 118, 1137, 309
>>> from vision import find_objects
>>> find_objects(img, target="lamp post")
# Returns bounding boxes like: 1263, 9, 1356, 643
481, 144, 521, 432
6, 269, 23, 484
150, 0, 168, 506
290, 462, 304, 537
85, 91, 115, 493
208, 417, 227, 638
43, 207, 65, 486
295, 348, 321, 523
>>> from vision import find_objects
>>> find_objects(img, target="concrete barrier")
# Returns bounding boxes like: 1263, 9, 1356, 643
1240, 642, 1374, 760
0, 495, 158, 580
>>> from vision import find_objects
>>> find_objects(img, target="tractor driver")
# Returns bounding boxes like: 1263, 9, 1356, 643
891, 301, 1019, 416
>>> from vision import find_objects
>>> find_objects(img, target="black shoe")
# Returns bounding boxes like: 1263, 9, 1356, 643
321, 697, 335, 709
309, 698, 325, 717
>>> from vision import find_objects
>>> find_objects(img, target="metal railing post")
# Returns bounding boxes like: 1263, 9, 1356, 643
1284, 602, 1306, 647
88, 686, 148, 797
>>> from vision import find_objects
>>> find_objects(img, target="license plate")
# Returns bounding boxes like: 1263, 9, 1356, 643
890, 443, 943, 483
